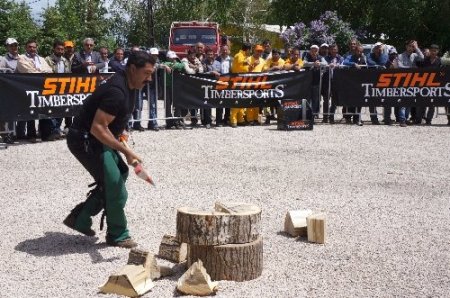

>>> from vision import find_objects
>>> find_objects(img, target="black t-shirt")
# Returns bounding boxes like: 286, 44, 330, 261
72, 70, 134, 137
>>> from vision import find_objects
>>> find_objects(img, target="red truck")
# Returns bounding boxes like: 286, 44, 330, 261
169, 21, 221, 59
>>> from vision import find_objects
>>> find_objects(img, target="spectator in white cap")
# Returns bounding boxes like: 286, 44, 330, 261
366, 42, 388, 125
147, 47, 160, 131
0, 38, 20, 72
303, 44, 327, 117
162, 50, 185, 129
319, 43, 329, 57
0, 38, 19, 144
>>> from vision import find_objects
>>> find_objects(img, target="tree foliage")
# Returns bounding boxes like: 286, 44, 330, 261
0, 0, 39, 55
268, 0, 450, 51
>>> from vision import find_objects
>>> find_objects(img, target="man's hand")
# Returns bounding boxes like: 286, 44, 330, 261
124, 150, 142, 166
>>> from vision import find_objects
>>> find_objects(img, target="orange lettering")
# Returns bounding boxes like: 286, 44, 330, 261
229, 76, 243, 89
90, 77, 97, 93
376, 73, 392, 88
42, 78, 58, 95
58, 78, 71, 94
410, 73, 428, 87
426, 73, 441, 87
216, 76, 230, 90
76, 77, 91, 93
69, 77, 77, 93
392, 73, 408, 87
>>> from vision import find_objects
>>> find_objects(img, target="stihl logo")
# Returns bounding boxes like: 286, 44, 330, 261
42, 77, 98, 95
216, 75, 272, 90
376, 72, 441, 88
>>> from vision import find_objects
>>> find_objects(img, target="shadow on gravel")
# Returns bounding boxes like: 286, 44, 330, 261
276, 231, 309, 243
15, 232, 119, 264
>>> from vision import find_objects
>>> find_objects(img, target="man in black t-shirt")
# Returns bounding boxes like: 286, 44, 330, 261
64, 51, 156, 248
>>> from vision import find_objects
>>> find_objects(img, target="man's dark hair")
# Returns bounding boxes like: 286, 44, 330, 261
262, 39, 270, 46
26, 39, 37, 46
405, 39, 415, 46
272, 48, 281, 54
114, 48, 124, 54
53, 40, 64, 48
242, 43, 252, 51
205, 47, 214, 54
329, 44, 338, 48
126, 51, 155, 68
187, 48, 196, 56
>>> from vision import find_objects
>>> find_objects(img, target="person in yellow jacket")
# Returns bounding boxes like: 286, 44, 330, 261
284, 47, 304, 71
265, 48, 285, 71
263, 48, 285, 123
230, 43, 251, 127
246, 44, 268, 124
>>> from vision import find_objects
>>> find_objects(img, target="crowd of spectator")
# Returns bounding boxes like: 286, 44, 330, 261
0, 36, 449, 144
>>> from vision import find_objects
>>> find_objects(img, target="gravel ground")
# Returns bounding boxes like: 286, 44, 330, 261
1, 108, 449, 298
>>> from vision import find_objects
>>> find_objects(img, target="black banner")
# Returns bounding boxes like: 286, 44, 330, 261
172, 71, 313, 108
0, 73, 111, 121
333, 66, 450, 107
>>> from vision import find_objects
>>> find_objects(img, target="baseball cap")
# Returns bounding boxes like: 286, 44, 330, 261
310, 45, 319, 50
149, 47, 159, 55
374, 42, 383, 47
5, 38, 18, 45
64, 41, 74, 48
388, 47, 397, 54
166, 51, 178, 59
320, 43, 329, 48
254, 45, 264, 52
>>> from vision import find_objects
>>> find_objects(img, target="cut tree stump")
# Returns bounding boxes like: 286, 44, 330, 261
158, 234, 187, 263
176, 202, 261, 246
176, 260, 218, 296
284, 209, 313, 237
307, 213, 327, 244
187, 236, 263, 282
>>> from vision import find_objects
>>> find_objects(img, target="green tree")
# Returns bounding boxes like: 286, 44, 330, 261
0, 0, 39, 55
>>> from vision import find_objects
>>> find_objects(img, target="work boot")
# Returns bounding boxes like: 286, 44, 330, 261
106, 237, 138, 248
63, 209, 96, 237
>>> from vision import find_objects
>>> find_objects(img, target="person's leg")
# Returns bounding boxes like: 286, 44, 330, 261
369, 107, 379, 124
216, 108, 224, 126
230, 108, 238, 127
103, 148, 130, 243
26, 120, 37, 139
132, 90, 144, 130
148, 87, 158, 129
425, 107, 434, 124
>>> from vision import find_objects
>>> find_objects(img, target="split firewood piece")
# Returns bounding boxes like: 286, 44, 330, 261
176, 260, 218, 296
284, 209, 313, 237
100, 248, 155, 297
158, 234, 188, 263
188, 236, 263, 282
176, 203, 261, 246
307, 213, 327, 244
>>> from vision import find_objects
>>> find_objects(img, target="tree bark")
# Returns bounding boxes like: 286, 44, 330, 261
158, 234, 187, 263
176, 203, 262, 246
188, 236, 263, 282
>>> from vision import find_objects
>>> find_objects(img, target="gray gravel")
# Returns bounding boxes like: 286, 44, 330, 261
1, 109, 450, 298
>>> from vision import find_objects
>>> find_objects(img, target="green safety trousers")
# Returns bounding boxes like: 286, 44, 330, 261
67, 128, 130, 242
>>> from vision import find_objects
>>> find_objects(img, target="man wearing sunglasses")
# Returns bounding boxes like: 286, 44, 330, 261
71, 38, 105, 74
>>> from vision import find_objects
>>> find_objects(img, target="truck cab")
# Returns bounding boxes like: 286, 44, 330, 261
169, 21, 220, 59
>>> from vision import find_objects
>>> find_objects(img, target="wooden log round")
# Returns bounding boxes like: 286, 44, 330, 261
187, 236, 263, 282
176, 203, 262, 246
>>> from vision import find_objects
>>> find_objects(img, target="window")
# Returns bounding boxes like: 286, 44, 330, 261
173, 28, 217, 45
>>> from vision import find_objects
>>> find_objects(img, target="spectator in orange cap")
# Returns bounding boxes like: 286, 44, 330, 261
64, 41, 75, 66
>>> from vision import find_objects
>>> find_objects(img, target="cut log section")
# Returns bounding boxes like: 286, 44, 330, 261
176, 260, 218, 296
187, 236, 263, 282
307, 213, 327, 244
176, 202, 261, 246
100, 248, 156, 297
158, 234, 187, 263
284, 209, 313, 237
